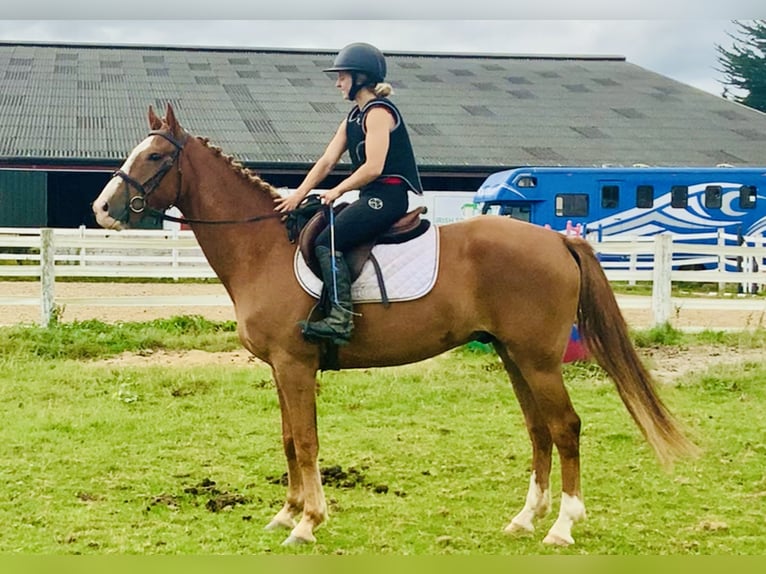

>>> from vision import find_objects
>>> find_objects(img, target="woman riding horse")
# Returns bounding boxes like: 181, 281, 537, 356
93, 99, 698, 547
275, 42, 423, 345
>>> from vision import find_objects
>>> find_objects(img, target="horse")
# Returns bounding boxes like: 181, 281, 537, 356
92, 103, 697, 547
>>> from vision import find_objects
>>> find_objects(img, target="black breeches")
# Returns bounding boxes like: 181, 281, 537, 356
315, 184, 408, 252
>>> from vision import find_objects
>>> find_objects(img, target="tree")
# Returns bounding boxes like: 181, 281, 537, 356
716, 20, 766, 112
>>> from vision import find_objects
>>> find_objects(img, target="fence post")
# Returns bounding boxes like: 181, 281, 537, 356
760, 231, 765, 293
717, 228, 726, 293
171, 227, 180, 282
78, 224, 86, 267
741, 235, 754, 294
652, 232, 673, 326
628, 235, 637, 286
40, 228, 56, 327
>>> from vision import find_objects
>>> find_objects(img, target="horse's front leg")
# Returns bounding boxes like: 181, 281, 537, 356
270, 362, 327, 545
264, 377, 304, 531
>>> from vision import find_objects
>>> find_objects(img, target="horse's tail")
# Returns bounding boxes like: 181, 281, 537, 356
563, 236, 699, 467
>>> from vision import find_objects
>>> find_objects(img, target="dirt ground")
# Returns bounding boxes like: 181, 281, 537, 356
0, 281, 237, 325
97, 344, 765, 386
3, 281, 765, 330
2, 281, 765, 382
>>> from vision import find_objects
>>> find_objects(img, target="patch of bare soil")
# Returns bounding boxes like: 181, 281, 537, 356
148, 478, 253, 514
639, 344, 765, 384
100, 348, 261, 368
266, 465, 394, 495
96, 344, 764, 387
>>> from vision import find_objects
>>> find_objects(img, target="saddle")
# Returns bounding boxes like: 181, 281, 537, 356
283, 195, 432, 372
289, 196, 431, 281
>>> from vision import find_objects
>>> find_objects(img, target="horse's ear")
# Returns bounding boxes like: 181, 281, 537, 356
148, 105, 162, 130
165, 103, 180, 134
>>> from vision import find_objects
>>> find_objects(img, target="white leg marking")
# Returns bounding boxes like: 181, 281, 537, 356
283, 517, 318, 545
543, 493, 586, 546
504, 472, 552, 533
264, 505, 297, 531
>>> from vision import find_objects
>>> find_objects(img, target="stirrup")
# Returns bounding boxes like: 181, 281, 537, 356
298, 320, 352, 346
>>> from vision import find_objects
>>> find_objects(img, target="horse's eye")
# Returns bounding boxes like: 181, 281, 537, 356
148, 152, 163, 161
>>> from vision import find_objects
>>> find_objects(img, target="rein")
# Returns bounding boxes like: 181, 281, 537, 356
112, 129, 286, 226
156, 210, 285, 226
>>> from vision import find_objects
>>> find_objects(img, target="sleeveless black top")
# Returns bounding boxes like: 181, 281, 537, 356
345, 97, 424, 195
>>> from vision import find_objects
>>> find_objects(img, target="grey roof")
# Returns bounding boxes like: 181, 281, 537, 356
1, 40, 766, 171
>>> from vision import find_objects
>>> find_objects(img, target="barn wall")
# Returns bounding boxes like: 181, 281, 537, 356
0, 170, 47, 227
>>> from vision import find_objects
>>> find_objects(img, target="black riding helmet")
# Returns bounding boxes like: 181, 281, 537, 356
324, 42, 387, 99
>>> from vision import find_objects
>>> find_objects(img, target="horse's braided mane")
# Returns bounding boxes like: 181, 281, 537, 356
196, 135, 282, 200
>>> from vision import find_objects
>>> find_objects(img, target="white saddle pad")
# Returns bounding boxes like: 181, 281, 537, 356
294, 224, 439, 303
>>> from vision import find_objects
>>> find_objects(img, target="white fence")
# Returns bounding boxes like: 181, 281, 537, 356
0, 226, 214, 280
1, 226, 765, 326
584, 229, 766, 325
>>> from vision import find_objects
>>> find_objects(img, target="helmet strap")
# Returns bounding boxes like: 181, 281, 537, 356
348, 72, 363, 101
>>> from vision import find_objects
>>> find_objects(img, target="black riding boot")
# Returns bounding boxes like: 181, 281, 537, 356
300, 245, 354, 345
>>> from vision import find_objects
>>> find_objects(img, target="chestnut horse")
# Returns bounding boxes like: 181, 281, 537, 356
93, 104, 696, 547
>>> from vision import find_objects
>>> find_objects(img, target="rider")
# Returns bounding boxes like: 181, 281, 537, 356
275, 42, 423, 345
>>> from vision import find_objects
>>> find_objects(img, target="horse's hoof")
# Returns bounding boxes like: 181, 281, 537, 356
281, 534, 315, 546
504, 520, 534, 534
264, 518, 294, 531
542, 532, 573, 546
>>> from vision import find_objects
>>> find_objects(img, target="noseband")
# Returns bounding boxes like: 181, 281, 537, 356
111, 130, 187, 215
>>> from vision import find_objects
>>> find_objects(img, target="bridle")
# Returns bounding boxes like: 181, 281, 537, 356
112, 129, 186, 217
110, 129, 285, 226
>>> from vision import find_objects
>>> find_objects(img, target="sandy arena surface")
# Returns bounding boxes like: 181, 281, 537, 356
2, 281, 765, 331
0, 281, 236, 325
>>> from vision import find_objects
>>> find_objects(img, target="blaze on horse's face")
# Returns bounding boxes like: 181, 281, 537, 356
93, 105, 183, 230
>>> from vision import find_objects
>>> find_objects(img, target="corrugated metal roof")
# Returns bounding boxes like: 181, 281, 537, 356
1, 40, 765, 170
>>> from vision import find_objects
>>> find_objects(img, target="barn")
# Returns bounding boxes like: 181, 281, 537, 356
1, 39, 765, 228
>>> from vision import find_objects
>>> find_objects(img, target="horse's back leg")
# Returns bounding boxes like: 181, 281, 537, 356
498, 344, 587, 545
494, 344, 553, 533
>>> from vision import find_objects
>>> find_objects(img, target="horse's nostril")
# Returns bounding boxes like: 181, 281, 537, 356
100, 201, 109, 212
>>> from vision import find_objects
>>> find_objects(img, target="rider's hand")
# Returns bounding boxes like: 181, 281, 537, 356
274, 193, 304, 213
319, 188, 343, 205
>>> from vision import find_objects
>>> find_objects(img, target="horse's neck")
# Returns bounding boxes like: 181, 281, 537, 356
177, 140, 289, 287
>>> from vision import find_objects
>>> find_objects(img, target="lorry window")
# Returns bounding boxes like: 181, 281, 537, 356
498, 204, 532, 222
671, 185, 688, 208
704, 185, 722, 209
516, 176, 537, 188
636, 185, 654, 208
555, 194, 588, 217
601, 185, 619, 208
739, 185, 757, 209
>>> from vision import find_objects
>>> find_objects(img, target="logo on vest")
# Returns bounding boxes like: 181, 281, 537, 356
368, 197, 384, 210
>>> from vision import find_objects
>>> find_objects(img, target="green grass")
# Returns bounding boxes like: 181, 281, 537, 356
629, 322, 766, 349
0, 315, 240, 360
0, 319, 765, 554
609, 280, 766, 298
